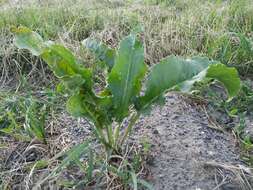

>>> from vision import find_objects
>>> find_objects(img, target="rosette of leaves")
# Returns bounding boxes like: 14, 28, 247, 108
12, 26, 241, 153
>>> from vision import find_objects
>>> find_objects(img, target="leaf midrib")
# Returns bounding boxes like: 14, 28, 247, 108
121, 44, 134, 109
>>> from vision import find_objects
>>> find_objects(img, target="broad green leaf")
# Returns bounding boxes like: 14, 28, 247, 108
137, 56, 213, 111
66, 93, 112, 126
12, 27, 93, 90
42, 44, 92, 89
137, 56, 241, 111
61, 75, 85, 92
42, 44, 77, 77
83, 38, 115, 70
66, 94, 88, 117
177, 63, 241, 100
12, 26, 45, 56
176, 69, 208, 92
56, 75, 86, 94
108, 34, 147, 121
206, 64, 241, 100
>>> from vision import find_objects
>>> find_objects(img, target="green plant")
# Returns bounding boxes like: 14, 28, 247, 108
12, 26, 241, 154
0, 92, 47, 142
207, 32, 253, 74
35, 141, 91, 188
231, 82, 253, 114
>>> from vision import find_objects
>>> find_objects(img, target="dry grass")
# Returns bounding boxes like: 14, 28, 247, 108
204, 161, 253, 190
0, 0, 253, 89
0, 106, 77, 188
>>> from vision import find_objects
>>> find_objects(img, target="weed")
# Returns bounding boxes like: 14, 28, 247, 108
1, 1, 251, 188
207, 32, 253, 75
12, 26, 241, 155
0, 91, 53, 143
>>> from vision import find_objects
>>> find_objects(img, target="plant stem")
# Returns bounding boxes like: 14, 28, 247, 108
113, 124, 121, 149
120, 112, 140, 146
78, 94, 115, 152
95, 126, 119, 154
106, 125, 113, 146
94, 126, 108, 146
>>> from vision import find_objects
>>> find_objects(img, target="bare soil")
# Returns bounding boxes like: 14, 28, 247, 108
128, 93, 252, 190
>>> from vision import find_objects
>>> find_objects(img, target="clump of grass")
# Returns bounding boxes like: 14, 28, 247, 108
0, 90, 53, 142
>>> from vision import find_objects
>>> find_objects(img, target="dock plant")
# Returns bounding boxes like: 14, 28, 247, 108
12, 26, 241, 154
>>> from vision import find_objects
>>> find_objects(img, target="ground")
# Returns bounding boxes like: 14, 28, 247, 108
0, 0, 253, 189
133, 93, 248, 189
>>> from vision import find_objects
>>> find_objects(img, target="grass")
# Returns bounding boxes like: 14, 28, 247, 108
0, 0, 253, 189
0, 0, 253, 89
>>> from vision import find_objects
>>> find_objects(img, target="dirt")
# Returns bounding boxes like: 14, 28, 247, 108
66, 92, 252, 189
126, 93, 252, 190
1, 92, 252, 189
64, 91, 253, 190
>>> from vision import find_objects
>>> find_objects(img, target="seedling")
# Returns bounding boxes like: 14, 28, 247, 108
12, 26, 241, 154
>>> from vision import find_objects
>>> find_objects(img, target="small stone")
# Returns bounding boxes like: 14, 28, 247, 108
153, 129, 159, 134
146, 125, 151, 129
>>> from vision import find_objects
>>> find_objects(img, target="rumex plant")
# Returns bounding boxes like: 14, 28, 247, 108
12, 26, 241, 154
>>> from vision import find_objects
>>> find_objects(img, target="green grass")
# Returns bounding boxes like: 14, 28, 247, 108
0, 0, 253, 88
